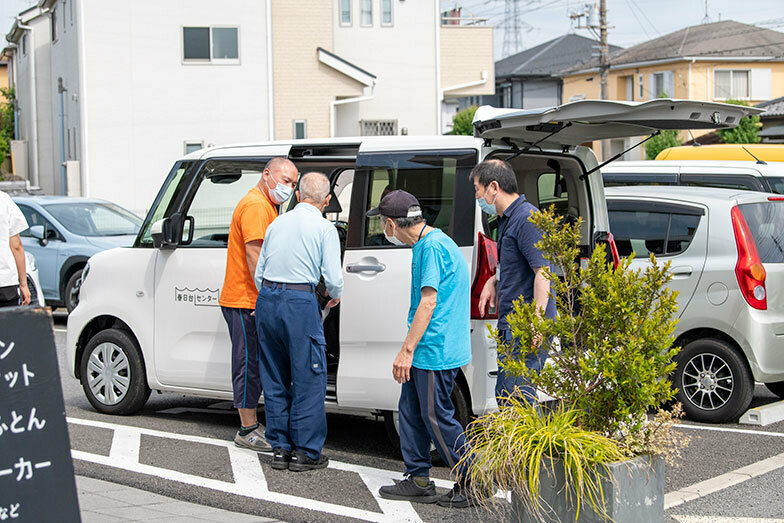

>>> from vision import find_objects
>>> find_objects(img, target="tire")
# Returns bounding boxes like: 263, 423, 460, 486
765, 381, 784, 400
383, 380, 472, 464
674, 338, 753, 423
80, 328, 151, 415
64, 270, 83, 313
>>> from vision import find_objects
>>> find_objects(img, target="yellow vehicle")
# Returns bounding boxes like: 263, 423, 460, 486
656, 144, 784, 162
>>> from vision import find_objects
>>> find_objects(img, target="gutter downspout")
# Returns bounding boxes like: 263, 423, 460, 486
688, 58, 695, 100
330, 85, 375, 138
16, 17, 39, 187
266, 0, 274, 140
434, 3, 442, 134
57, 78, 67, 195
76, 0, 89, 196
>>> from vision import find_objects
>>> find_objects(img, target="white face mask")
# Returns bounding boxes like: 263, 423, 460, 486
266, 172, 293, 204
384, 220, 405, 246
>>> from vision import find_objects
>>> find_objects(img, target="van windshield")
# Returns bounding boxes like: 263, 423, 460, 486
739, 201, 784, 263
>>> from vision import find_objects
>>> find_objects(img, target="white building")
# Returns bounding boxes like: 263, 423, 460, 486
4, 1, 493, 213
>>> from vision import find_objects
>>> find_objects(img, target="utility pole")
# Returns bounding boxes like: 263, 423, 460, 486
502, 0, 523, 57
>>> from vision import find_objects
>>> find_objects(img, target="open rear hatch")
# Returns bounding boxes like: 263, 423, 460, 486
473, 99, 763, 149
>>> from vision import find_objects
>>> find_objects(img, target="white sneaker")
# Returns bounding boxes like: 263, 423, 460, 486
234, 427, 272, 452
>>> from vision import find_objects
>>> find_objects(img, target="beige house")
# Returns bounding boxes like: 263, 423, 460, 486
562, 21, 784, 159
270, 1, 494, 139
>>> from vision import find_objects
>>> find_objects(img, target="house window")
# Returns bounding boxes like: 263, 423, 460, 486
184, 141, 204, 154
183, 26, 239, 63
340, 0, 351, 25
360, 0, 372, 26
638, 74, 644, 99
360, 120, 397, 136
381, 0, 393, 25
653, 73, 665, 98
51, 7, 57, 41
714, 70, 749, 100
293, 120, 307, 139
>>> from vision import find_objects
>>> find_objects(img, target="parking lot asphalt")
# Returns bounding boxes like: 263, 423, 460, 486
51, 314, 784, 522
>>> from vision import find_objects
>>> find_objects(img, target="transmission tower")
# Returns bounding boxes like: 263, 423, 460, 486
501, 0, 523, 57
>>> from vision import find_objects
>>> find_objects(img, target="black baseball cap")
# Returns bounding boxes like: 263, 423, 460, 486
366, 189, 422, 218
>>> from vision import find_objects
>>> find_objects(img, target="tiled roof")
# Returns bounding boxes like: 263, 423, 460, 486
495, 33, 621, 78
757, 96, 784, 118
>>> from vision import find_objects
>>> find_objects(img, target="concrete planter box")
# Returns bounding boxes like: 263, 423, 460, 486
510, 454, 664, 523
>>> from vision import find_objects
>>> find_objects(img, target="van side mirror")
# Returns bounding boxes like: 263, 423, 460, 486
29, 225, 47, 246
150, 213, 194, 249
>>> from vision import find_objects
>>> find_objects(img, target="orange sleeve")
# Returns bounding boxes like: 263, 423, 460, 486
239, 200, 276, 244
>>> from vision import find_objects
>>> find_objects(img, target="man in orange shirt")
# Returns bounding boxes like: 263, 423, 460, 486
219, 157, 299, 451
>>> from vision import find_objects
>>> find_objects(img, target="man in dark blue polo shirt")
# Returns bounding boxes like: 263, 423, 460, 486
471, 159, 556, 404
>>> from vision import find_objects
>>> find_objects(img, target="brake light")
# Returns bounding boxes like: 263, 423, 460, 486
471, 232, 498, 319
768, 196, 784, 201
731, 206, 767, 310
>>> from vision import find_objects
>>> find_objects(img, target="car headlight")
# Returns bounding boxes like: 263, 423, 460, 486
25, 252, 36, 272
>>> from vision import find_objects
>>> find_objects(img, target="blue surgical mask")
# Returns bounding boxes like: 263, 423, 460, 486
477, 195, 497, 215
266, 173, 293, 204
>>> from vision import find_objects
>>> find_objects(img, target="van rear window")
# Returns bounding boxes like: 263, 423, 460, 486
739, 202, 784, 263
765, 177, 784, 195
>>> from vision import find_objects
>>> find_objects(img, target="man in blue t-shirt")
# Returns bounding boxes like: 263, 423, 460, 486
471, 159, 555, 404
368, 190, 476, 509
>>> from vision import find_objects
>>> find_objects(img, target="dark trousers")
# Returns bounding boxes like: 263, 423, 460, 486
221, 306, 261, 410
256, 284, 327, 460
0, 285, 20, 308
495, 328, 548, 405
399, 366, 470, 479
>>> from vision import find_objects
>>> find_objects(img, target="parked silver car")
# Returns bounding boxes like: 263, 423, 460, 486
605, 186, 784, 423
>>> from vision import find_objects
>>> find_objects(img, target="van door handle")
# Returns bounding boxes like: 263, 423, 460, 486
671, 266, 693, 278
346, 263, 386, 273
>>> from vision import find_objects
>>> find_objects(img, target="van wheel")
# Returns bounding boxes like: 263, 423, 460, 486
80, 328, 150, 415
674, 338, 753, 423
765, 381, 784, 400
383, 382, 472, 465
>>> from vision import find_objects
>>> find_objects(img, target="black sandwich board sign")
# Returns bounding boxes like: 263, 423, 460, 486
0, 307, 81, 522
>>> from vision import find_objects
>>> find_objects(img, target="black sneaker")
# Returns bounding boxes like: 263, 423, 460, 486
288, 450, 329, 472
378, 475, 438, 504
271, 448, 292, 470
437, 482, 480, 509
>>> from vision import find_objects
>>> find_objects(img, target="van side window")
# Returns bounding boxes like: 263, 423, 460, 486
609, 205, 702, 258
765, 176, 784, 195
138, 162, 193, 246
355, 150, 477, 247
181, 160, 268, 247
680, 174, 765, 192
602, 172, 677, 187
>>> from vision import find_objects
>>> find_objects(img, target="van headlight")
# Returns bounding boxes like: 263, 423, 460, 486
25, 252, 37, 272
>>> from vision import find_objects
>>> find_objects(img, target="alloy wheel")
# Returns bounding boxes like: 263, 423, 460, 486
681, 353, 734, 411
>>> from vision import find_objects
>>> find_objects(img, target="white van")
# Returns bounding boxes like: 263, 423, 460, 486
602, 160, 784, 194
66, 99, 756, 438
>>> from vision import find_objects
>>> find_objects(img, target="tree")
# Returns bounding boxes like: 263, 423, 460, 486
717, 99, 761, 144
451, 105, 477, 135
645, 129, 682, 159
0, 87, 15, 177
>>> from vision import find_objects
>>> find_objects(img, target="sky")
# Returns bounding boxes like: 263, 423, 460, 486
440, 0, 784, 60
2, 0, 783, 58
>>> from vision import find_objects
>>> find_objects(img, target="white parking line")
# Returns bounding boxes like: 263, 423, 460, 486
665, 450, 784, 510
67, 416, 451, 522
671, 517, 784, 522
678, 423, 784, 438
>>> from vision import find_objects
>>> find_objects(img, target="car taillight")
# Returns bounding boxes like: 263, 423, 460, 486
471, 232, 498, 320
768, 196, 784, 201
731, 206, 767, 310
594, 231, 621, 269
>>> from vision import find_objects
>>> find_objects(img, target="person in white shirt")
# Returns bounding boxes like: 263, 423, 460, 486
0, 192, 31, 307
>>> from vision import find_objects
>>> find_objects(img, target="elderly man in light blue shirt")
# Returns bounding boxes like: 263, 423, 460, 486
254, 171, 343, 472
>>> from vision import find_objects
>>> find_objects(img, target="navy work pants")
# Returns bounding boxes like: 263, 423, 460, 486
221, 306, 261, 410
495, 328, 548, 405
399, 366, 470, 479
256, 284, 327, 460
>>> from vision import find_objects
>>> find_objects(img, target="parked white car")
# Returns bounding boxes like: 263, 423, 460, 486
25, 251, 45, 307
606, 186, 784, 422
66, 99, 757, 436
602, 160, 784, 194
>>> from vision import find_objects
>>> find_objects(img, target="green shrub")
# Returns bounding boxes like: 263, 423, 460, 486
717, 99, 761, 144
645, 129, 682, 159
451, 105, 477, 135
0, 87, 15, 175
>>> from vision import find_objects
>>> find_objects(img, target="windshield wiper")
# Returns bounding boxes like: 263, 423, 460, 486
579, 131, 661, 180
